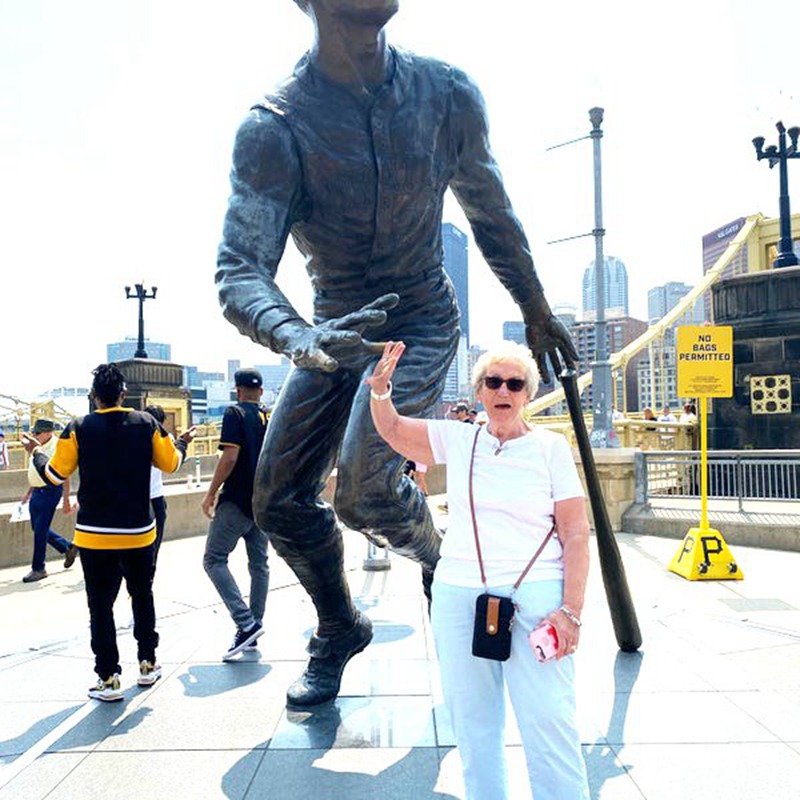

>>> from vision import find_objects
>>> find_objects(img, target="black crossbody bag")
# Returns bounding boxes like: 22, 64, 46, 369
468, 427, 554, 661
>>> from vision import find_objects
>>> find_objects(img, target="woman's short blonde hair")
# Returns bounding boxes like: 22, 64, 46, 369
472, 341, 540, 399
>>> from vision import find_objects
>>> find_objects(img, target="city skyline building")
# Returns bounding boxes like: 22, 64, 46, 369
467, 344, 485, 391
553, 303, 578, 335
184, 366, 225, 388
442, 222, 470, 400
582, 255, 629, 320
638, 280, 704, 410
571, 316, 647, 412
442, 222, 469, 345
647, 281, 704, 343
702, 217, 749, 321
637, 345, 678, 412
442, 334, 469, 403
502, 320, 526, 346
107, 337, 171, 362
254, 358, 292, 396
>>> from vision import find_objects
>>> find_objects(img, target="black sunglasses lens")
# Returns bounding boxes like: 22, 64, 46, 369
484, 376, 526, 392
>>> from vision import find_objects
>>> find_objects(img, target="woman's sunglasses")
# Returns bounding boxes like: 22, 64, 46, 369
483, 376, 526, 392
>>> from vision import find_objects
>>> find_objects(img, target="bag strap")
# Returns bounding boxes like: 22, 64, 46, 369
468, 426, 554, 595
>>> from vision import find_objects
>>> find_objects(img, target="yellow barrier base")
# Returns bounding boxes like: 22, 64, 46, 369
668, 527, 744, 581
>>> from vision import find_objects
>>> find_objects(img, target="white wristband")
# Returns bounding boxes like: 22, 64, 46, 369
370, 381, 392, 401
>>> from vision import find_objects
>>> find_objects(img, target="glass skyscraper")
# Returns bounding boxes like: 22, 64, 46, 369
442, 222, 469, 345
582, 256, 629, 319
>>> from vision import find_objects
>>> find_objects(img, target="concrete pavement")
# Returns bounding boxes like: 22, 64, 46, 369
1, 499, 800, 799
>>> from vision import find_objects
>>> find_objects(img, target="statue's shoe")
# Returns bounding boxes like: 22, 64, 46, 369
286, 612, 373, 707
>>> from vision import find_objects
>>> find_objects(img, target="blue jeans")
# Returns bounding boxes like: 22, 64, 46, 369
30, 485, 71, 571
203, 501, 269, 631
431, 579, 589, 800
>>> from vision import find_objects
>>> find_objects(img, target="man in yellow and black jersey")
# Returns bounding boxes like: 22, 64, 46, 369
22, 363, 196, 702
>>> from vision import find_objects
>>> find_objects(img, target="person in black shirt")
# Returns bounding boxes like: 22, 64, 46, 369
202, 368, 269, 660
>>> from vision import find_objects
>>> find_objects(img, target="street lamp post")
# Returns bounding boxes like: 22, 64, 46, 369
753, 121, 800, 268
125, 283, 158, 358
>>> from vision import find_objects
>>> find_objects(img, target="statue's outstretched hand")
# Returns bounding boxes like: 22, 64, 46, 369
525, 315, 578, 384
283, 293, 400, 372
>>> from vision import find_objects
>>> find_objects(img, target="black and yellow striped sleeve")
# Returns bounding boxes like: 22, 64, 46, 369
151, 425, 186, 473
35, 427, 78, 486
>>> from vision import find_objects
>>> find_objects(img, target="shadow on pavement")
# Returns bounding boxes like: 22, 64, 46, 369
0, 704, 82, 765
585, 650, 644, 799
177, 663, 273, 698
48, 698, 152, 753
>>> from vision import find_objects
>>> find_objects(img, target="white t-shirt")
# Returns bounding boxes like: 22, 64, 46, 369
150, 466, 164, 499
428, 421, 584, 588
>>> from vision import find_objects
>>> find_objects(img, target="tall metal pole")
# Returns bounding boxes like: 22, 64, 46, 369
588, 107, 619, 448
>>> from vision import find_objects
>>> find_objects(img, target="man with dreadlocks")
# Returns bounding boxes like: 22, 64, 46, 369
216, 0, 577, 707
22, 364, 196, 701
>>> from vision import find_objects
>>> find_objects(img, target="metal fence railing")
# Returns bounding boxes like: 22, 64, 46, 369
636, 450, 800, 511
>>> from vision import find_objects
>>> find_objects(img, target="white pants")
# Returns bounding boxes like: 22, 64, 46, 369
431, 579, 589, 800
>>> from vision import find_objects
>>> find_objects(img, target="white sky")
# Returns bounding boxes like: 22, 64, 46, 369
1, 0, 798, 397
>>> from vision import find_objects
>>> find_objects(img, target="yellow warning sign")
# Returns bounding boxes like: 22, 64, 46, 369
676, 326, 733, 397
668, 528, 744, 581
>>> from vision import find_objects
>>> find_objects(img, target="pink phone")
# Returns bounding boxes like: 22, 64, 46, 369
528, 623, 559, 662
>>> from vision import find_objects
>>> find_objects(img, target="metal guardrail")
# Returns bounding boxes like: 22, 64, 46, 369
636, 450, 800, 511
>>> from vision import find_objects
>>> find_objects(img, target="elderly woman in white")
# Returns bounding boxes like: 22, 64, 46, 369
367, 340, 590, 800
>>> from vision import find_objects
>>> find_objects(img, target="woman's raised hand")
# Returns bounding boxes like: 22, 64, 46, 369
365, 341, 405, 394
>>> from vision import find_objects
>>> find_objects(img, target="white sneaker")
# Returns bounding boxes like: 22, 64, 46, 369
137, 660, 162, 686
88, 674, 123, 702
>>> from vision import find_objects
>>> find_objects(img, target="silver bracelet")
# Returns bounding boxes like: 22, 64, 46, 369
559, 604, 582, 627
370, 381, 392, 401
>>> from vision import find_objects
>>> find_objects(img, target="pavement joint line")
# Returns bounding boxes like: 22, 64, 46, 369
0, 648, 195, 791
0, 700, 96, 792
